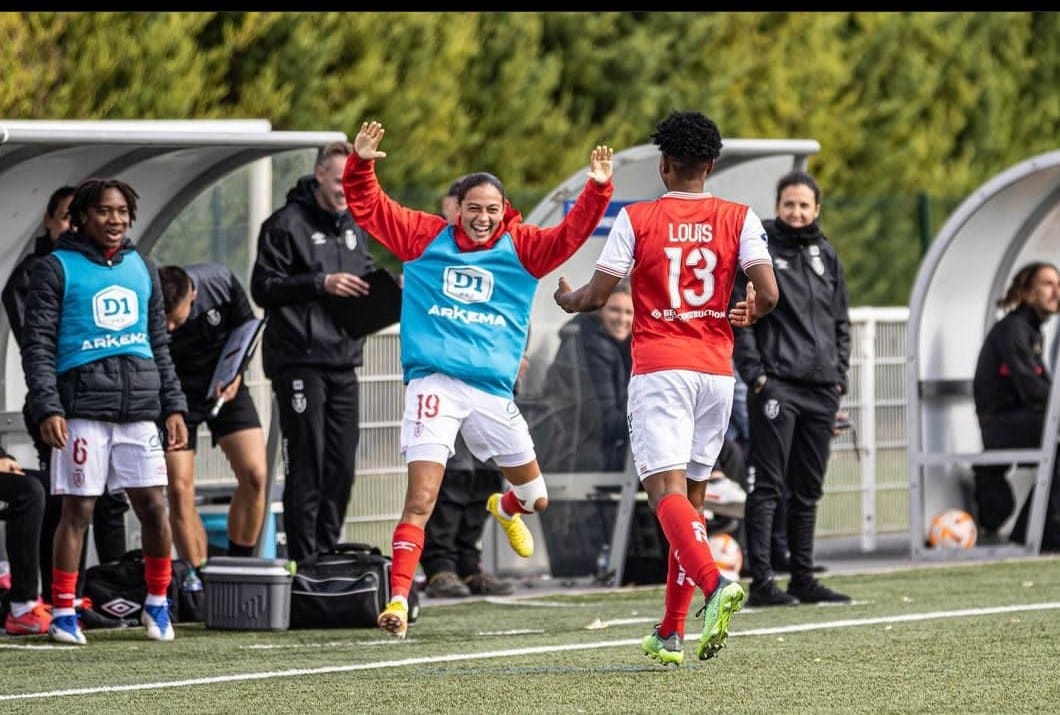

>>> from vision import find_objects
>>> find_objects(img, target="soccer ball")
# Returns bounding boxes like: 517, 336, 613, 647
927, 508, 978, 549
708, 533, 743, 579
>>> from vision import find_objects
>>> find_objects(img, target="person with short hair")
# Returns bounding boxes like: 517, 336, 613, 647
21, 177, 189, 645
555, 110, 778, 665
158, 263, 269, 583
2, 185, 130, 625
734, 169, 853, 607
251, 140, 384, 565
972, 261, 1060, 550
345, 120, 614, 637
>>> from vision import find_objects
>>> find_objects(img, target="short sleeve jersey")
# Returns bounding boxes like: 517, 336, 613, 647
594, 191, 771, 376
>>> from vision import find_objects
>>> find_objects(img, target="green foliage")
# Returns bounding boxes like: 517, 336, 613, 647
2, 11, 1056, 305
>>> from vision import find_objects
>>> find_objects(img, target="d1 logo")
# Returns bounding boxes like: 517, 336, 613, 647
443, 266, 493, 304
93, 286, 138, 331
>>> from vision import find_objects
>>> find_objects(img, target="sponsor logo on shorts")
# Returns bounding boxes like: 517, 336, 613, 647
73, 467, 84, 488
292, 393, 307, 414
764, 398, 780, 420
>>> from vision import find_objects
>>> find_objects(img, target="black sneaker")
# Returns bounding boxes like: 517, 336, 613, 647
787, 578, 851, 604
747, 579, 800, 607
772, 554, 828, 574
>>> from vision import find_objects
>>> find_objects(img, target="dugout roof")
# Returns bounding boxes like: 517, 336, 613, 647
0, 119, 346, 407
906, 148, 1060, 558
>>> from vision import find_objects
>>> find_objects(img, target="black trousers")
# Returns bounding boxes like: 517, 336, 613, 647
272, 366, 360, 564
744, 379, 839, 587
975, 410, 1060, 548
422, 461, 503, 579
0, 470, 45, 604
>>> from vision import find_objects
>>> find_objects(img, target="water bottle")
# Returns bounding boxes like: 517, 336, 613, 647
595, 543, 611, 583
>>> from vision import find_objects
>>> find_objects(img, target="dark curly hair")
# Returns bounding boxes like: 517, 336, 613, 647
651, 110, 723, 180
68, 178, 139, 231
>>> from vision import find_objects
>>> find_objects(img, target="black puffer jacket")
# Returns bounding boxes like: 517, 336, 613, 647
250, 175, 376, 378
733, 218, 851, 392
21, 233, 187, 425
2, 233, 54, 349
533, 312, 632, 472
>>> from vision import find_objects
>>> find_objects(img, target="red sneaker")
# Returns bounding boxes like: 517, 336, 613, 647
5, 600, 53, 635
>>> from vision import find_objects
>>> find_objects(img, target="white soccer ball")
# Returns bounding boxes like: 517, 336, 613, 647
927, 508, 978, 549
708, 533, 743, 579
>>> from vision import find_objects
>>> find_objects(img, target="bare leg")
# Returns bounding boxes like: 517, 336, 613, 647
217, 428, 268, 549
165, 449, 207, 565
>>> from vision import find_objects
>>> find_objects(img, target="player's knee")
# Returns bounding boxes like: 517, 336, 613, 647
511, 475, 548, 513
238, 464, 268, 493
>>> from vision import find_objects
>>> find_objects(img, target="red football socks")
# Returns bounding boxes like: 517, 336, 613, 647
656, 493, 720, 598
144, 554, 172, 598
501, 489, 532, 516
51, 568, 79, 611
390, 522, 424, 600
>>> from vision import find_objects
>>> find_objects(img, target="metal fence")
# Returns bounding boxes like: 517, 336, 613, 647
187, 306, 912, 560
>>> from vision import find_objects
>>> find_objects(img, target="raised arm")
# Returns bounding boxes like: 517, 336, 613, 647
342, 120, 446, 262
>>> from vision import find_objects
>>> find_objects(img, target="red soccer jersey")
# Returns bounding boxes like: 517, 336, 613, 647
595, 192, 771, 377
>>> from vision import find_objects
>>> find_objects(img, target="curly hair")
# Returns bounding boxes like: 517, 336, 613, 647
651, 110, 723, 179
998, 261, 1059, 312
68, 178, 139, 231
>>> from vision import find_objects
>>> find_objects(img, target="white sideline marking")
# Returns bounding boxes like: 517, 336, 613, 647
3, 601, 1059, 702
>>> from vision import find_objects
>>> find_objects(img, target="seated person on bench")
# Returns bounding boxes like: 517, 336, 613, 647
972, 261, 1060, 550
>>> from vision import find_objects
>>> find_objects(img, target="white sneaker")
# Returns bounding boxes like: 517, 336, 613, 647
705, 475, 746, 506
142, 603, 175, 641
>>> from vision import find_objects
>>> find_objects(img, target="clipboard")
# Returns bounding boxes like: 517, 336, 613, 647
324, 268, 403, 340
205, 317, 266, 401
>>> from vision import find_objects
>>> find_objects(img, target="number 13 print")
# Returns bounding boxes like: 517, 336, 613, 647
664, 246, 717, 309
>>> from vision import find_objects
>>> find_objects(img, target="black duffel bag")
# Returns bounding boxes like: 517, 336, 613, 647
82, 548, 204, 623
289, 542, 420, 629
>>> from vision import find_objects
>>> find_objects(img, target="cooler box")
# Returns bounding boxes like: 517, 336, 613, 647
201, 557, 292, 631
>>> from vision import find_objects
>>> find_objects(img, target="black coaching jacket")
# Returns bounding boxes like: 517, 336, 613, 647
733, 218, 851, 393
250, 175, 376, 378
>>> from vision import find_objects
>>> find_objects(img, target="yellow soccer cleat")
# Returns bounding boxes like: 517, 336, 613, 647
377, 597, 409, 639
487, 492, 534, 558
